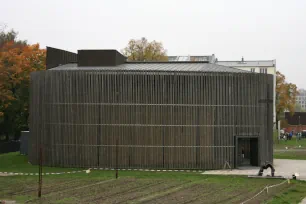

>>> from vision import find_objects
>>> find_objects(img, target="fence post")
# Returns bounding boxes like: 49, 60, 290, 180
38, 146, 42, 198
116, 139, 118, 179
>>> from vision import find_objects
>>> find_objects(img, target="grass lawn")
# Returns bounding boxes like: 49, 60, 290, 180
2, 171, 306, 204
274, 137, 306, 150
0, 152, 84, 173
1, 152, 306, 203
273, 137, 306, 160
274, 150, 306, 160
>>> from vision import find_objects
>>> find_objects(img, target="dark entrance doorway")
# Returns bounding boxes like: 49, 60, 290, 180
250, 138, 258, 166
237, 137, 259, 167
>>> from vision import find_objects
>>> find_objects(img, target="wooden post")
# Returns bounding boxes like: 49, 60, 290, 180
115, 89, 119, 179
116, 139, 118, 179
278, 121, 281, 144
38, 146, 42, 198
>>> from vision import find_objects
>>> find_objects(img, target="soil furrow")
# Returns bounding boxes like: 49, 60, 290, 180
86, 180, 166, 203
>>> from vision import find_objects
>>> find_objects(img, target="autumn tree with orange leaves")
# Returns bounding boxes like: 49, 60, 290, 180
0, 29, 45, 140
276, 71, 298, 129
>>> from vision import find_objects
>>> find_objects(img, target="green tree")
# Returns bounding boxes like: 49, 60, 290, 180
0, 26, 27, 50
122, 37, 168, 61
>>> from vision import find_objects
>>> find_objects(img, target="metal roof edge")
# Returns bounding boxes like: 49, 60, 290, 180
126, 61, 210, 64
218, 60, 275, 62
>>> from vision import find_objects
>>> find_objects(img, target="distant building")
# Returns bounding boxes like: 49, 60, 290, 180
284, 112, 306, 132
296, 89, 306, 110
216, 58, 276, 75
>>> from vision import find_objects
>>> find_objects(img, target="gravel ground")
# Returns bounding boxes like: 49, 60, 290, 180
202, 159, 306, 180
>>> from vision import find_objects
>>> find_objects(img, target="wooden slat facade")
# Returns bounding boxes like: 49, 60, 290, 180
29, 70, 273, 169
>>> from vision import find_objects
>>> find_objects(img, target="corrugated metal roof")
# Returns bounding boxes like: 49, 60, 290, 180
49, 63, 250, 73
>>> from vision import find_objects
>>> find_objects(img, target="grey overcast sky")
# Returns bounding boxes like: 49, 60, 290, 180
1, 0, 306, 88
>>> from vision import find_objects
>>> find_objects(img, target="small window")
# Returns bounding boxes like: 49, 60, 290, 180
251, 68, 255, 72
260, 68, 267, 74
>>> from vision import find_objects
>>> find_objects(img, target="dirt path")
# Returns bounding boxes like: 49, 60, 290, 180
0, 173, 13, 176
275, 149, 306, 152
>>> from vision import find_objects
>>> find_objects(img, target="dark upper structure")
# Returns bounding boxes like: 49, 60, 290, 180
29, 47, 273, 170
46, 47, 77, 69
285, 112, 306, 125
46, 47, 127, 69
